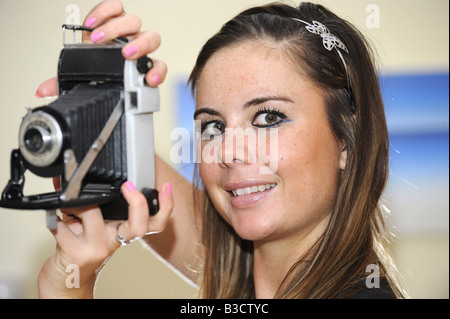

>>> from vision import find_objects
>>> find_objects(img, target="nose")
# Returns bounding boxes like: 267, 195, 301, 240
218, 128, 258, 168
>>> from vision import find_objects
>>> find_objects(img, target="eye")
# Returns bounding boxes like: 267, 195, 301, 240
201, 120, 225, 140
252, 108, 287, 128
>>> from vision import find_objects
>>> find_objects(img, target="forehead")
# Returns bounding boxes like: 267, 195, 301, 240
195, 41, 319, 108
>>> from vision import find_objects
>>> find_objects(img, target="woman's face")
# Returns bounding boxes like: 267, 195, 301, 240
195, 42, 347, 243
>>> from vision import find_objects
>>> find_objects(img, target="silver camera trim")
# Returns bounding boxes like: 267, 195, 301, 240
18, 110, 63, 167
123, 59, 160, 190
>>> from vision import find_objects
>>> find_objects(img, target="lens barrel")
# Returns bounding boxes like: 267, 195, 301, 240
19, 110, 64, 168
23, 126, 52, 154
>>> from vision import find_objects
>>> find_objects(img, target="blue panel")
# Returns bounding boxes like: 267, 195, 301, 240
390, 132, 449, 182
174, 80, 197, 183
381, 73, 449, 134
383, 73, 449, 185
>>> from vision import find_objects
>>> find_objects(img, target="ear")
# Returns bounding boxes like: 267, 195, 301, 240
339, 141, 348, 171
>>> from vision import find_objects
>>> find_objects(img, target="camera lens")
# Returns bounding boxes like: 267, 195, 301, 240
24, 128, 45, 153
19, 110, 63, 167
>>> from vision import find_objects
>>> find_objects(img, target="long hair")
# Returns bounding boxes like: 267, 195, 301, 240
189, 2, 407, 298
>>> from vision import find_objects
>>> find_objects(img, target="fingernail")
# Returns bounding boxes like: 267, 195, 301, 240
124, 181, 137, 192
166, 182, 172, 196
91, 31, 104, 43
85, 16, 96, 28
152, 74, 160, 85
124, 45, 138, 57
35, 90, 42, 98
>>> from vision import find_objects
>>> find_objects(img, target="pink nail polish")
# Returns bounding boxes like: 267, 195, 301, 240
152, 74, 160, 85
124, 181, 136, 192
91, 31, 104, 43
35, 90, 42, 98
85, 17, 96, 28
124, 45, 138, 57
166, 182, 172, 196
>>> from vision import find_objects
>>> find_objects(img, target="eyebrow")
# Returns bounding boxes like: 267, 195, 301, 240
243, 96, 294, 108
193, 96, 293, 119
193, 107, 221, 119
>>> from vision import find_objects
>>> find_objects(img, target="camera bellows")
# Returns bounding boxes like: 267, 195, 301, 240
22, 82, 127, 184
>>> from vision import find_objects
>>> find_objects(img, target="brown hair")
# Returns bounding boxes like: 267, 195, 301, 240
189, 2, 407, 298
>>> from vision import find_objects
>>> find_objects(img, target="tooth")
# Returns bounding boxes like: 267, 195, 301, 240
231, 184, 278, 196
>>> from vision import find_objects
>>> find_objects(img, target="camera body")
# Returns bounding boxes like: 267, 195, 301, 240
0, 41, 160, 224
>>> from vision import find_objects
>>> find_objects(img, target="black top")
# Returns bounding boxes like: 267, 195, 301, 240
344, 277, 396, 299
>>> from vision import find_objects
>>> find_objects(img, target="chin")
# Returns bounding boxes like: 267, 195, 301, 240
230, 214, 276, 241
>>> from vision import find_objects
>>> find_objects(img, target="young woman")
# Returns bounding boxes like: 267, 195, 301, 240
37, 0, 407, 299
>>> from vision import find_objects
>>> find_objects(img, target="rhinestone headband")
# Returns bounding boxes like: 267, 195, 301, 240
291, 18, 355, 113
291, 18, 349, 76
291, 19, 349, 53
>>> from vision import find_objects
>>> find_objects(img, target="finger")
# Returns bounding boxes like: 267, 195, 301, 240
60, 204, 94, 217
122, 30, 161, 59
121, 30, 165, 87
50, 216, 80, 250
75, 206, 107, 243
144, 59, 168, 87
83, 0, 125, 29
62, 217, 84, 236
119, 181, 150, 240
60, 205, 106, 239
52, 176, 61, 191
147, 182, 174, 234
36, 77, 57, 98
90, 14, 142, 44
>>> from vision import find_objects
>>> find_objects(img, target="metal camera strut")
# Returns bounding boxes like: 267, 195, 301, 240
0, 25, 160, 229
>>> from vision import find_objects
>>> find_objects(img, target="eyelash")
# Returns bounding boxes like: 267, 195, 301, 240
252, 107, 287, 128
199, 107, 288, 135
200, 117, 221, 132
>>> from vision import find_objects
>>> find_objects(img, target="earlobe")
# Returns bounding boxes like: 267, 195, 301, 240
339, 143, 348, 171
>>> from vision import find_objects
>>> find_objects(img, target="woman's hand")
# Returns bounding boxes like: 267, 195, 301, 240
37, 0, 172, 298
38, 180, 173, 299
35, 0, 167, 98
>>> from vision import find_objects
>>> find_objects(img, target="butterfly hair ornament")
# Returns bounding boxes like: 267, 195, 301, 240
291, 18, 356, 113
291, 18, 349, 71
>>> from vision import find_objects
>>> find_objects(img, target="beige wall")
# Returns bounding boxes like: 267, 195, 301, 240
0, 0, 448, 298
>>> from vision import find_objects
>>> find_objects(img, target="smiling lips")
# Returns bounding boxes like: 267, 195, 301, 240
225, 182, 277, 208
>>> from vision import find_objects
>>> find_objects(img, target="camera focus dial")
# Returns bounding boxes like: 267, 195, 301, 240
19, 110, 64, 167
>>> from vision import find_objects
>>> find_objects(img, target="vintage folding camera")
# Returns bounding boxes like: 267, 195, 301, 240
0, 25, 160, 228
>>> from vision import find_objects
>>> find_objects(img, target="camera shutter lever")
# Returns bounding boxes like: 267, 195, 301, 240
60, 98, 125, 202
63, 149, 78, 181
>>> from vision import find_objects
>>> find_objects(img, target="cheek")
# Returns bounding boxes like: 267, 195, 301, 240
199, 162, 213, 186
255, 128, 281, 174
199, 162, 232, 222
197, 137, 218, 185
199, 161, 222, 199
277, 126, 342, 196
